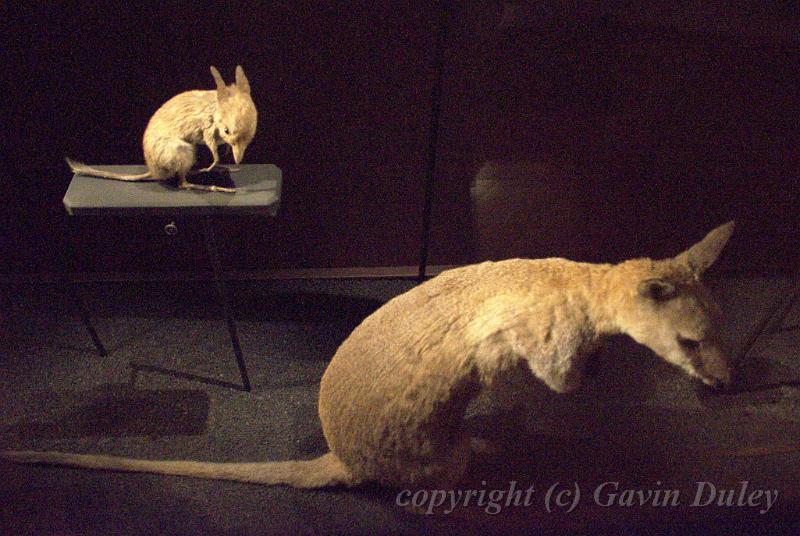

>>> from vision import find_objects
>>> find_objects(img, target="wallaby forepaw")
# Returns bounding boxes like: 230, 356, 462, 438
469, 436, 498, 456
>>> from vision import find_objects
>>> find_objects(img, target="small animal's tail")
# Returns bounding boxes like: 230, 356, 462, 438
1, 450, 353, 489
66, 157, 154, 181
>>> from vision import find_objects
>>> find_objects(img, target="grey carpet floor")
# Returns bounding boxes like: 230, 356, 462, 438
0, 276, 799, 535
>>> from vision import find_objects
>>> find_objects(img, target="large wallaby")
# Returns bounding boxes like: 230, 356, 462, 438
2, 222, 735, 489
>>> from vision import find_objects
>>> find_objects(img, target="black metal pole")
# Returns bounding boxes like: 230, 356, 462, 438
417, 0, 450, 283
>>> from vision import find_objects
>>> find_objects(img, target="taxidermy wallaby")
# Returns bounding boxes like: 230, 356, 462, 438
66, 65, 257, 193
2, 222, 735, 489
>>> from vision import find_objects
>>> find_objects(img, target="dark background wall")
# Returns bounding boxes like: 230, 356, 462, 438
2, 2, 798, 278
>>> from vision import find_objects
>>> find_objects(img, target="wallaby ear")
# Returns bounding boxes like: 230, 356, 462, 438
674, 221, 735, 274
235, 65, 251, 94
638, 278, 677, 301
210, 66, 227, 98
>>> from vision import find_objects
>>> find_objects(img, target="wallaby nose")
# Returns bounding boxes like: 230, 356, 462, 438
701, 364, 732, 391
697, 375, 730, 401
701, 344, 732, 389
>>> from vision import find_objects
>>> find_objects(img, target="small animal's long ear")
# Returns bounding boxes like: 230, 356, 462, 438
235, 65, 251, 94
674, 221, 735, 275
638, 278, 677, 301
210, 66, 227, 98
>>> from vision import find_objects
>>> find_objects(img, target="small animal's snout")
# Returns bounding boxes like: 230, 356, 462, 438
232, 144, 246, 164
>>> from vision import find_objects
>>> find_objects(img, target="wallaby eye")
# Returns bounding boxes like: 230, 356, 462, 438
223, 127, 230, 135
678, 336, 701, 351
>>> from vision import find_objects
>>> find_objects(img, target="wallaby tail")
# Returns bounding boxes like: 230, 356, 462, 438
66, 157, 155, 181
1, 450, 353, 489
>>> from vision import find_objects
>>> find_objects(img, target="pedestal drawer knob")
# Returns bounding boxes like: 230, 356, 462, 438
164, 222, 178, 236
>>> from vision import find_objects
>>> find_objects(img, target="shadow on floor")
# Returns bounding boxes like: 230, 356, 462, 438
446, 407, 800, 533
2, 384, 209, 440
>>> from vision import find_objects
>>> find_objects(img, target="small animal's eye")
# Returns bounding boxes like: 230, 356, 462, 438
223, 127, 230, 135
678, 336, 701, 351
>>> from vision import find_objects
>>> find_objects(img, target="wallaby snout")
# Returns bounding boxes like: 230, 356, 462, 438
693, 342, 732, 390
613, 222, 736, 390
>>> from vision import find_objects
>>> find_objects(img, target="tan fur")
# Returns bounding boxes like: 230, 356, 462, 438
1, 222, 735, 489
0, 451, 350, 488
66, 65, 257, 193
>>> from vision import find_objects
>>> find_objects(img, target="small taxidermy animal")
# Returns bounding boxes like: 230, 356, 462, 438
66, 65, 257, 193
2, 222, 735, 490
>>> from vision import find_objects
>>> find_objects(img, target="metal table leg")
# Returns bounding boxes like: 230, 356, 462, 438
63, 217, 107, 357
129, 217, 251, 392
202, 216, 251, 392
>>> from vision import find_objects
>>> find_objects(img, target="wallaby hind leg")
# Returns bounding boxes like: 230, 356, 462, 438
439, 434, 473, 488
399, 435, 473, 515
412, 433, 472, 490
